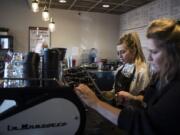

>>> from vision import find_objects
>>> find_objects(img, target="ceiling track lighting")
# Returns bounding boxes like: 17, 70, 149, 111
32, 0, 39, 13
59, 0, 67, 3
102, 4, 110, 8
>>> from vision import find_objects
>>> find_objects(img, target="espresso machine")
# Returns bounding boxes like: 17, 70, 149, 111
0, 48, 86, 135
0, 87, 86, 135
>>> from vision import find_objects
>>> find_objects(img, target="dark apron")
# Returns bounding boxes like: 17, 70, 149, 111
114, 64, 136, 93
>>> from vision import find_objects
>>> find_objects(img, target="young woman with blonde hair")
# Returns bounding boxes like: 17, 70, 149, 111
115, 32, 150, 96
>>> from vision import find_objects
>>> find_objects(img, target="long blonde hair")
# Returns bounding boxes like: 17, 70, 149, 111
147, 18, 180, 89
118, 32, 150, 93
118, 32, 146, 65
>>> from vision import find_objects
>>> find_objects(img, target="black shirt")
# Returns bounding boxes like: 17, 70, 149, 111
118, 75, 180, 135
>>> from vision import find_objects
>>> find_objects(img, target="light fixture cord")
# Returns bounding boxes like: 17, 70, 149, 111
48, 0, 52, 9
45, 0, 47, 8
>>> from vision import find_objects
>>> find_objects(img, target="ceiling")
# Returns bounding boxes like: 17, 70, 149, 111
37, 0, 155, 15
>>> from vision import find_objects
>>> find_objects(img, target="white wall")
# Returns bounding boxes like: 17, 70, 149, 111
119, 0, 180, 59
0, 0, 120, 60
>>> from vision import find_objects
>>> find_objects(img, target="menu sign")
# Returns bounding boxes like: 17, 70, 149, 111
29, 27, 50, 52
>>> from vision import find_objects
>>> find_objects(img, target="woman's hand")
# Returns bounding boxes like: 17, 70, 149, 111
75, 84, 100, 109
116, 91, 143, 104
116, 91, 137, 105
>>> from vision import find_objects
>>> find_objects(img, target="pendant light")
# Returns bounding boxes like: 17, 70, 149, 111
48, 0, 55, 32
42, 6, 49, 21
32, 0, 39, 13
49, 18, 55, 32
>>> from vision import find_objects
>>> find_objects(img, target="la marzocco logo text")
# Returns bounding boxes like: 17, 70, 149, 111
7, 122, 67, 131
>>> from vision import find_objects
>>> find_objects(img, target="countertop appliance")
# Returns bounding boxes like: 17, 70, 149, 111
0, 82, 86, 135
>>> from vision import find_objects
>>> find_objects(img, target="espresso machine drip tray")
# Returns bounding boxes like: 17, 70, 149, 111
0, 82, 86, 135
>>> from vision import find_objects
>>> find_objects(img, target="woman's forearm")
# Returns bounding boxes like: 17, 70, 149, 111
93, 100, 121, 125
75, 84, 121, 125
134, 95, 144, 102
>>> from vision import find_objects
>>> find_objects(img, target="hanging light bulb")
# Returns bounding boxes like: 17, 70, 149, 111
42, 6, 49, 21
32, 0, 39, 12
49, 18, 55, 32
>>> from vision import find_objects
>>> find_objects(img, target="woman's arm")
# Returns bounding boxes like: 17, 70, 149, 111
75, 84, 121, 125
116, 91, 144, 105
95, 100, 121, 125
